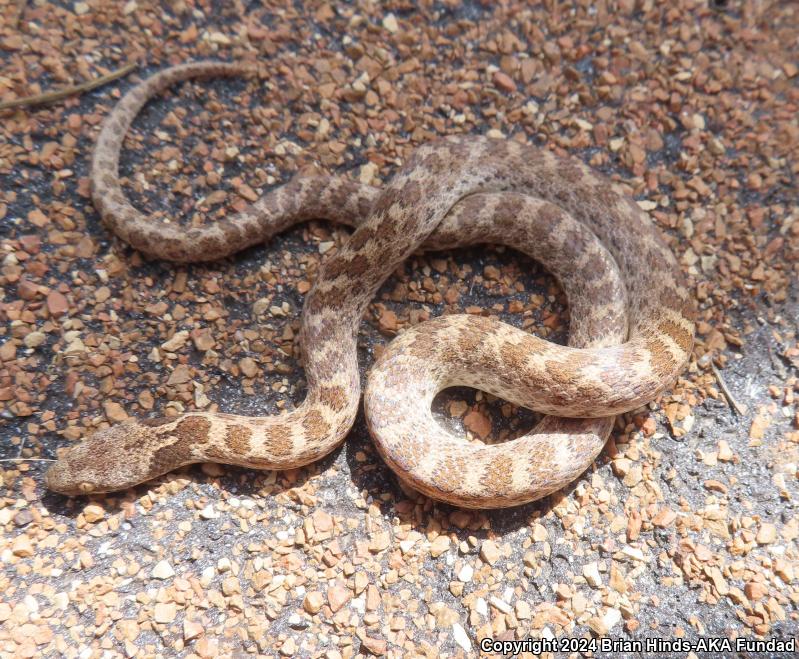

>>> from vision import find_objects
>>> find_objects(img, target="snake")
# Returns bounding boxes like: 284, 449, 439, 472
44, 62, 695, 508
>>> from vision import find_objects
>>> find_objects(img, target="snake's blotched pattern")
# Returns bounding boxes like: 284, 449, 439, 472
45, 62, 695, 508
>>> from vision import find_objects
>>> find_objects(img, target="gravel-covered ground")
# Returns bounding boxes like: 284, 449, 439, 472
1, 1, 798, 657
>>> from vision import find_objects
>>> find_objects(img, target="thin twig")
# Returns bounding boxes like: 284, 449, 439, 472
0, 62, 138, 112
0, 458, 56, 463
711, 362, 748, 416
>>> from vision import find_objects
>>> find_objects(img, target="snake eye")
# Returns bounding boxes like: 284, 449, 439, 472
78, 482, 95, 494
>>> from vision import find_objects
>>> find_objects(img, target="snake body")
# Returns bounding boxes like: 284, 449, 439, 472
45, 62, 695, 508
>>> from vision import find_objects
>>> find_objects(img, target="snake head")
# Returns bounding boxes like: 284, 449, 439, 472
45, 420, 168, 496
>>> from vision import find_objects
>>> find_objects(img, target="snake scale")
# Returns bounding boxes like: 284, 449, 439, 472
45, 62, 695, 508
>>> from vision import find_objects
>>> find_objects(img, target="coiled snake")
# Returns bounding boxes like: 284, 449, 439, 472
45, 62, 695, 508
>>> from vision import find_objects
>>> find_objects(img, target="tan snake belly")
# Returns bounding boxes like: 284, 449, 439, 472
45, 62, 695, 508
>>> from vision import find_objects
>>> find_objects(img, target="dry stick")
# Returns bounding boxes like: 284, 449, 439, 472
0, 62, 138, 112
1, 438, 56, 463
0, 458, 56, 463
711, 362, 748, 416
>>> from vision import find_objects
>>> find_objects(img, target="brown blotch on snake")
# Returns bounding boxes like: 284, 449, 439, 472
44, 62, 694, 507
302, 410, 332, 442
225, 425, 252, 454
315, 385, 349, 413
172, 416, 212, 443
479, 454, 515, 496
266, 424, 294, 459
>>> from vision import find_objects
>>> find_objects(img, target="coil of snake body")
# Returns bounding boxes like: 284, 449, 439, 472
44, 62, 695, 508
